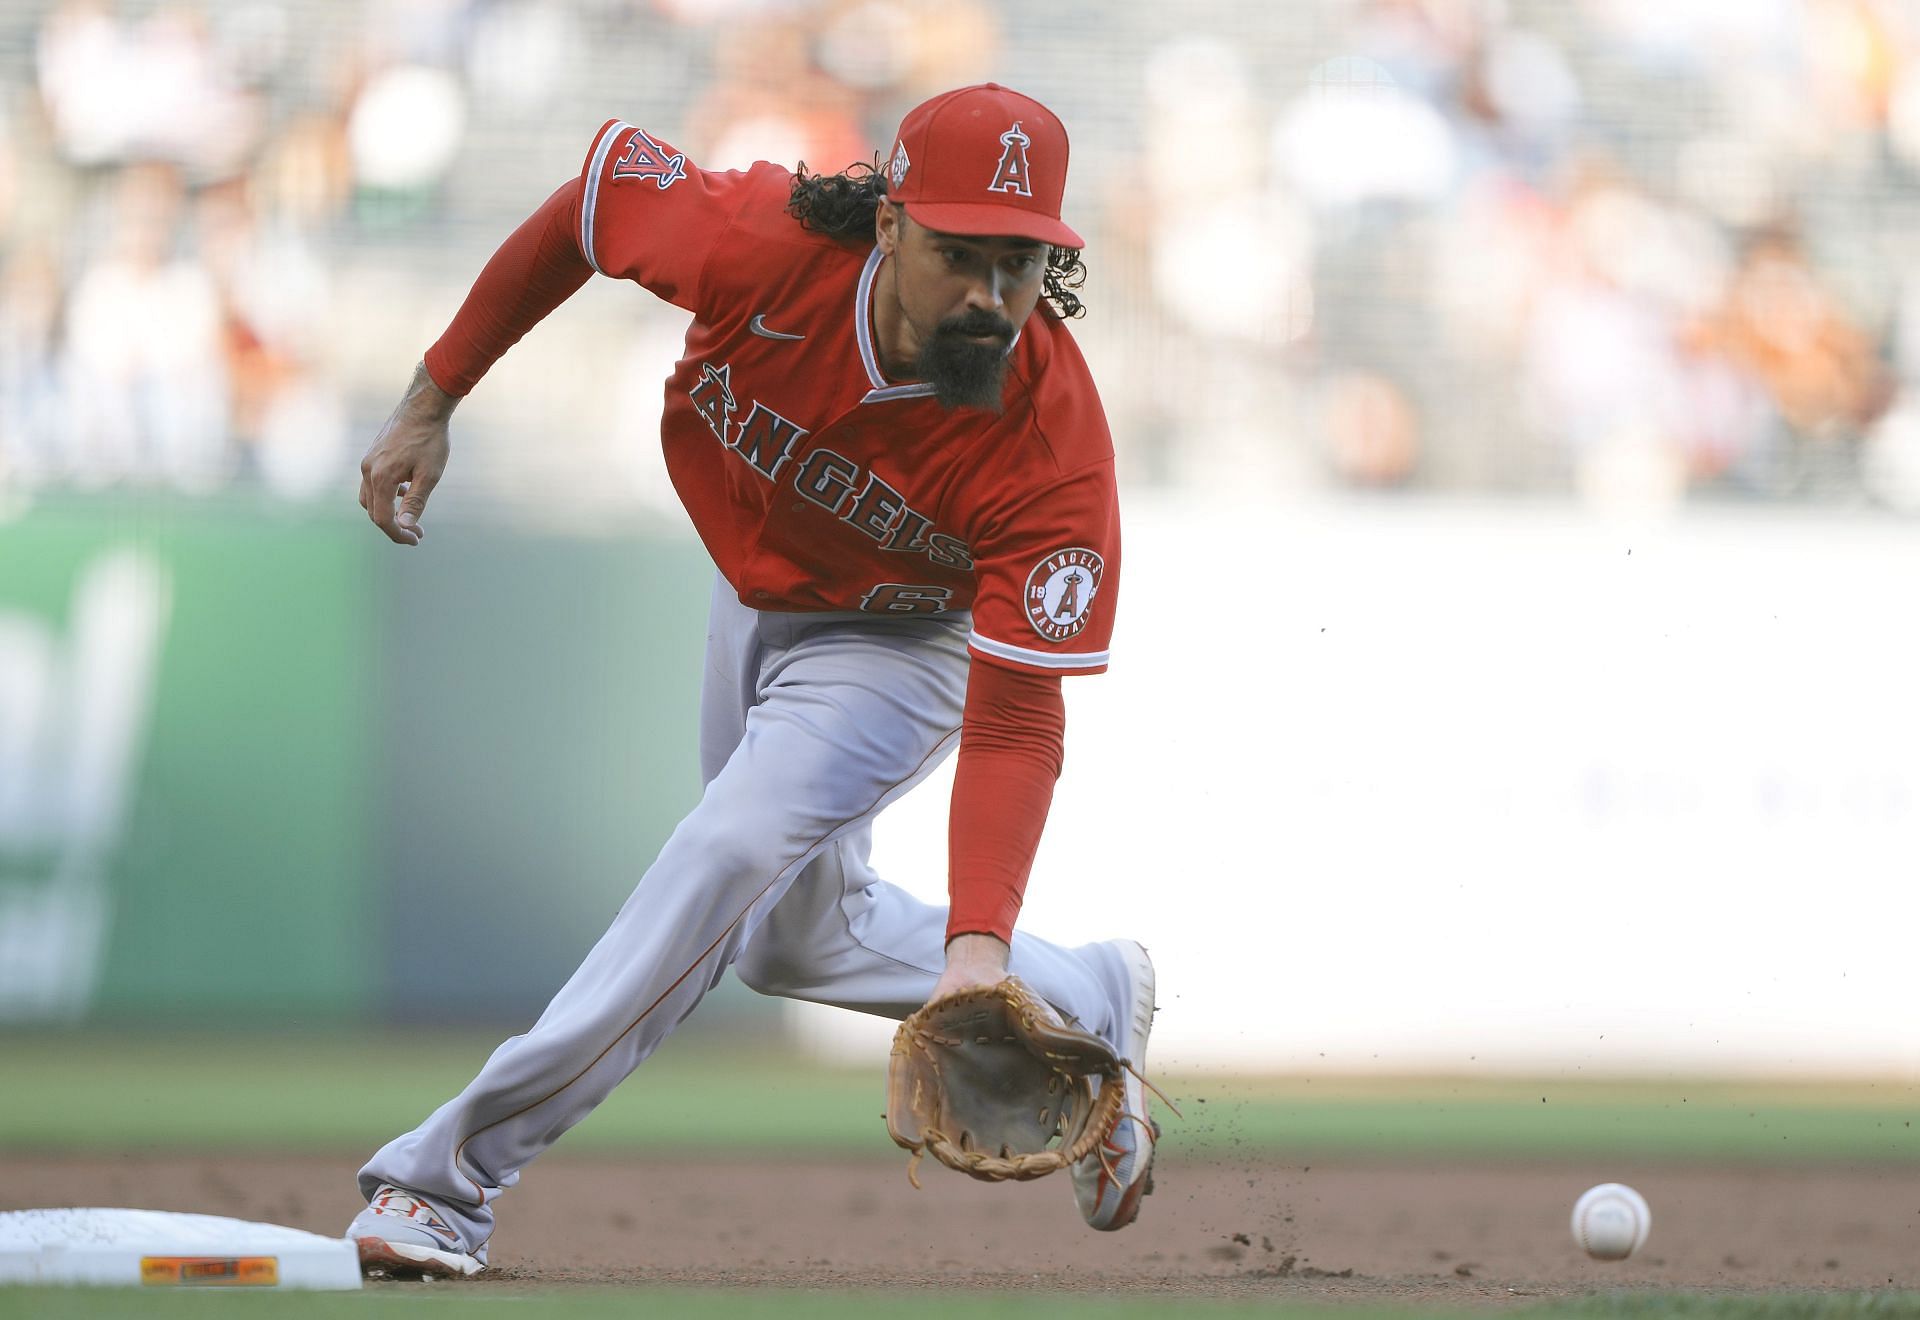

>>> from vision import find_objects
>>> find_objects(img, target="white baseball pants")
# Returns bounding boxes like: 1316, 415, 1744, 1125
359, 574, 1134, 1252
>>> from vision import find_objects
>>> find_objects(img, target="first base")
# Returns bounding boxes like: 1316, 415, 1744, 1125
0, 1208, 360, 1290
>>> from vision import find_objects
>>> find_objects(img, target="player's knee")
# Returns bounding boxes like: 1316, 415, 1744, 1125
669, 816, 781, 887
732, 939, 804, 997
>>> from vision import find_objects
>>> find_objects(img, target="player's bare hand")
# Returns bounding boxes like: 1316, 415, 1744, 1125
928, 932, 1012, 1001
359, 362, 458, 546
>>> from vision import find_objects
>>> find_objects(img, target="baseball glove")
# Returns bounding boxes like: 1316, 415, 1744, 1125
884, 976, 1129, 1187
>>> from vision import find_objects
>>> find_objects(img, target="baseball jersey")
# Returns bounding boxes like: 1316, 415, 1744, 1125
578, 120, 1120, 677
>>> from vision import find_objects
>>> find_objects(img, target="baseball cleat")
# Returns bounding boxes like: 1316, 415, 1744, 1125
346, 1184, 486, 1279
1071, 939, 1159, 1231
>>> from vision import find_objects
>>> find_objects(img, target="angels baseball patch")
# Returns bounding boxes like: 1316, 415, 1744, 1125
1024, 548, 1103, 641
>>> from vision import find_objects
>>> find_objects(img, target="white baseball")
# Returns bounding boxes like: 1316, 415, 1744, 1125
1571, 1182, 1651, 1261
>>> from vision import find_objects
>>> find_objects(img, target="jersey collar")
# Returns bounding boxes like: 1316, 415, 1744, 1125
855, 247, 939, 404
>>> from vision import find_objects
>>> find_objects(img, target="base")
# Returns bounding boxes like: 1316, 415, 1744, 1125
0, 1208, 361, 1290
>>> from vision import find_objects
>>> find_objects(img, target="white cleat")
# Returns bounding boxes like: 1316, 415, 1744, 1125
346, 1184, 486, 1279
1071, 939, 1159, 1231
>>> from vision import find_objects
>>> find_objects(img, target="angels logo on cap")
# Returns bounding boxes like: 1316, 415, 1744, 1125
989, 123, 1033, 197
886, 84, 1084, 248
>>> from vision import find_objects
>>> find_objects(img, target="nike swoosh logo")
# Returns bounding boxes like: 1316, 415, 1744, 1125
749, 314, 805, 341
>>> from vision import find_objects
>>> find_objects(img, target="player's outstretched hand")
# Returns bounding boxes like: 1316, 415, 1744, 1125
359, 362, 457, 546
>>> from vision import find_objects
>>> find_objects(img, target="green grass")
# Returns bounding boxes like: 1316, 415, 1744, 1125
2, 1288, 1919, 1320
2, 1032, 1916, 1164
1532, 1296, 1920, 1318
1179, 1075, 1920, 1163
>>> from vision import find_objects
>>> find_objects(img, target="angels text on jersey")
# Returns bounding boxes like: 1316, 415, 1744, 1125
688, 359, 973, 577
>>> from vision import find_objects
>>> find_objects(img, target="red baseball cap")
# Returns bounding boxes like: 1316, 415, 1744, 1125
885, 83, 1084, 249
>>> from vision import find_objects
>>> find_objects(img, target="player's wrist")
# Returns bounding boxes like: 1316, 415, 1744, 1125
943, 931, 1011, 975
408, 361, 463, 420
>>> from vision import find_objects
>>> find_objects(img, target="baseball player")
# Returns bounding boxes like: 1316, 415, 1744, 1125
345, 83, 1155, 1278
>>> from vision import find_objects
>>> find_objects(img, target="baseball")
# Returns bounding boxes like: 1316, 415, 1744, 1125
1571, 1183, 1651, 1261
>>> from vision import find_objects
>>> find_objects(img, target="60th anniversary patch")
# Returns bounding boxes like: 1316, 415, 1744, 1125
1024, 548, 1103, 642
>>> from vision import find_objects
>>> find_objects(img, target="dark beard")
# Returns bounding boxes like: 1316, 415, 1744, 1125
916, 310, 1014, 412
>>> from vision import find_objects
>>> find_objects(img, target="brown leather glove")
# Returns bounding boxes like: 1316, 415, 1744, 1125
885, 977, 1126, 1187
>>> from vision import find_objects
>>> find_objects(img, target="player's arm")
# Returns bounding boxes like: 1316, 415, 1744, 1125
360, 123, 748, 543
929, 442, 1119, 998
927, 662, 1066, 998
358, 178, 593, 545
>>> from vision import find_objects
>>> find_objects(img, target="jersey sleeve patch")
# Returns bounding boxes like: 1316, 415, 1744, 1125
610, 125, 687, 191
1022, 547, 1103, 642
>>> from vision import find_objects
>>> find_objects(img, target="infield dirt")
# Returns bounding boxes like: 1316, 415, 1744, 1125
3, 1154, 1913, 1305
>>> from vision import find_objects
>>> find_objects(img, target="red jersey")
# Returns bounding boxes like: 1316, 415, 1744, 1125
578, 120, 1121, 677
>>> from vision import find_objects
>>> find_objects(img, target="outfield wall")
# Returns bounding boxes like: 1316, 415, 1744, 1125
3, 495, 1916, 1074
0, 498, 713, 1025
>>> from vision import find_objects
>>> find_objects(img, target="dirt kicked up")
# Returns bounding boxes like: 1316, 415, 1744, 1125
3, 1153, 1914, 1305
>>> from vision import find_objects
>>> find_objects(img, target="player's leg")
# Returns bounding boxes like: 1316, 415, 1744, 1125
353, 585, 977, 1259
346, 574, 769, 1275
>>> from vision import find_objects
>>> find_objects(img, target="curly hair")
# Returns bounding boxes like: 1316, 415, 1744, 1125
787, 160, 1086, 320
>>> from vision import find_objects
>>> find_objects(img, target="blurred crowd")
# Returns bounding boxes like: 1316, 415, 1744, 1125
3, 0, 1920, 513
1089, 0, 1920, 511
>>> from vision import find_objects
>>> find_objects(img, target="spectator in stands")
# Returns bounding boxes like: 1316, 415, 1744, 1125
64, 163, 229, 491
0, 244, 67, 487
1693, 225, 1894, 448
